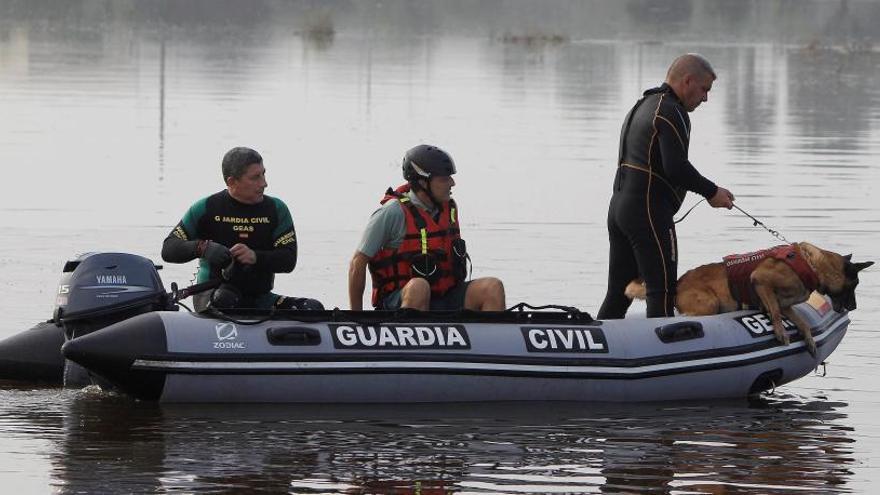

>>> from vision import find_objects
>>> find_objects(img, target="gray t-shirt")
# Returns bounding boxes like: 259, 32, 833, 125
356, 190, 439, 257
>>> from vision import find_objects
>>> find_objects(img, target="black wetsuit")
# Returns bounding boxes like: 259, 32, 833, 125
597, 83, 718, 319
162, 190, 321, 311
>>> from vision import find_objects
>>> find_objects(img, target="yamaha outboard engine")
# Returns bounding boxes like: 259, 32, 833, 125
54, 252, 174, 387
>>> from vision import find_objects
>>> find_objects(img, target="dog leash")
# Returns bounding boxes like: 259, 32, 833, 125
673, 198, 705, 224
732, 204, 790, 243
674, 200, 791, 243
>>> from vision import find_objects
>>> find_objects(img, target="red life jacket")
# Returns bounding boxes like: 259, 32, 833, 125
723, 244, 819, 308
368, 184, 462, 308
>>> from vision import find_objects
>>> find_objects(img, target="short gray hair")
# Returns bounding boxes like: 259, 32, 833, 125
666, 53, 716, 82
221, 147, 263, 181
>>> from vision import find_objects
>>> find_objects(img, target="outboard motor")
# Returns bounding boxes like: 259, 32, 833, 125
54, 252, 175, 387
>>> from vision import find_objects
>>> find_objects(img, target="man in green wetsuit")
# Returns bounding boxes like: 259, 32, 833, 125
161, 146, 323, 312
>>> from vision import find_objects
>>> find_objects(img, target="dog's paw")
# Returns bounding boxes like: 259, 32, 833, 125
775, 333, 790, 346
806, 340, 818, 358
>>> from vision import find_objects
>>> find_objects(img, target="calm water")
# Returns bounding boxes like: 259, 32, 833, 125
1, 1, 880, 492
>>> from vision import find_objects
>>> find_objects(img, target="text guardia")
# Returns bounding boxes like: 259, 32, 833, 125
331, 324, 470, 350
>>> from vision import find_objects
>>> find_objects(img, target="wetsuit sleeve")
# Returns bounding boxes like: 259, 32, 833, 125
252, 197, 297, 274
161, 198, 207, 263
655, 108, 718, 199
356, 201, 406, 258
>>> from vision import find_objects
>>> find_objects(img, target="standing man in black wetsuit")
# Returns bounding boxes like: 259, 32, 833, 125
597, 54, 735, 319
162, 146, 323, 312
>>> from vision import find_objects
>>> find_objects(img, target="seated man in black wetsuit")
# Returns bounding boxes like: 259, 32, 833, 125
161, 146, 323, 312
597, 54, 735, 319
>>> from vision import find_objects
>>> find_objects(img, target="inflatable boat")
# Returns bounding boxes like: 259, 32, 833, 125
62, 297, 846, 403
2, 252, 849, 402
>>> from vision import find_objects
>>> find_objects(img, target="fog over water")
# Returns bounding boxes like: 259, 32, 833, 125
1, 1, 879, 493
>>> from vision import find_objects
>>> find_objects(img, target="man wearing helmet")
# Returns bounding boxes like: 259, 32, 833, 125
348, 144, 506, 311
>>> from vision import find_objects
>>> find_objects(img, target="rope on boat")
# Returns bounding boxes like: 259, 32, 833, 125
204, 306, 278, 326
176, 301, 194, 313
506, 302, 585, 315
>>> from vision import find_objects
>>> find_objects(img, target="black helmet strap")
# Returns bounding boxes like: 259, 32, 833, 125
415, 176, 444, 212
405, 174, 434, 209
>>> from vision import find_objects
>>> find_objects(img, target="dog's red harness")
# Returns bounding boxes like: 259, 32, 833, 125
723, 244, 819, 308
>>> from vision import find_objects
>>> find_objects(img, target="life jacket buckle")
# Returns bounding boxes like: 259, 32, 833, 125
410, 253, 440, 282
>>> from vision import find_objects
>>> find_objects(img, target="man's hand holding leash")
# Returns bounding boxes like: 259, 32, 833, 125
709, 186, 735, 209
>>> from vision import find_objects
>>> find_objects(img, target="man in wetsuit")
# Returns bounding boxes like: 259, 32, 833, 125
161, 146, 323, 312
597, 54, 735, 319
348, 144, 505, 311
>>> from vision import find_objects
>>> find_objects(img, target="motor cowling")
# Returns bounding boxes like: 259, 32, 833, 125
52, 252, 174, 387
54, 252, 171, 333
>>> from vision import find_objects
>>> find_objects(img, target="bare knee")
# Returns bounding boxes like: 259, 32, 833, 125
400, 278, 431, 310
464, 277, 506, 311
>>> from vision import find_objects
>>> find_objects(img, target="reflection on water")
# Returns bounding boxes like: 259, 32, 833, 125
1, 0, 878, 312
2, 0, 880, 493
0, 391, 857, 493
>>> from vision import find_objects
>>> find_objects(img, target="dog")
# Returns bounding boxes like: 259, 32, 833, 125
626, 242, 873, 357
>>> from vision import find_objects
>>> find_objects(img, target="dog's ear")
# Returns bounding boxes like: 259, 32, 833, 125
798, 242, 823, 264
844, 254, 852, 261
852, 261, 874, 272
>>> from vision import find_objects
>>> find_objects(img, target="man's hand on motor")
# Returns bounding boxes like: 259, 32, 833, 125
230, 243, 257, 265
708, 186, 735, 209
199, 240, 232, 267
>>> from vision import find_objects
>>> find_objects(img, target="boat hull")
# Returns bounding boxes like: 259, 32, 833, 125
0, 320, 65, 384
62, 296, 848, 403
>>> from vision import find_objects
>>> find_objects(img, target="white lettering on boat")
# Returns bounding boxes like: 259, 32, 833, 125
212, 322, 247, 350
379, 326, 398, 346
331, 324, 470, 350
213, 341, 247, 349
416, 326, 435, 345
522, 327, 608, 353
736, 314, 797, 337
96, 274, 127, 284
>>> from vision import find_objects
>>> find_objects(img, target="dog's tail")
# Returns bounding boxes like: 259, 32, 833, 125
625, 278, 646, 300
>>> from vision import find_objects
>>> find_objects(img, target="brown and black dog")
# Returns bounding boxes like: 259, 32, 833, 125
626, 242, 873, 356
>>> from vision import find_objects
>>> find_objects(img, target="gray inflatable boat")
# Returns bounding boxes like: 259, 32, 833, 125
62, 292, 846, 403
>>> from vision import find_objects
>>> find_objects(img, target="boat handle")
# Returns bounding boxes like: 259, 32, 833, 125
655, 322, 704, 343
266, 326, 322, 346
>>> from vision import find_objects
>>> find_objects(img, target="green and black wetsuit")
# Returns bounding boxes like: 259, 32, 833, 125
162, 190, 320, 310
597, 83, 718, 319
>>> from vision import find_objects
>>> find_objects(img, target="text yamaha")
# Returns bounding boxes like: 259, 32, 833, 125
96, 274, 127, 284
